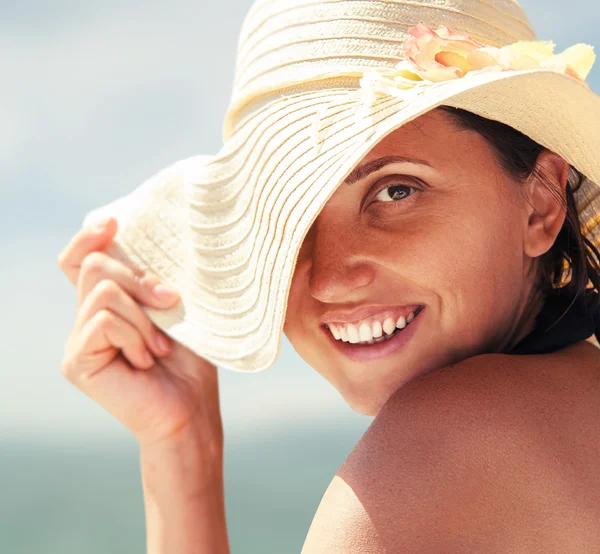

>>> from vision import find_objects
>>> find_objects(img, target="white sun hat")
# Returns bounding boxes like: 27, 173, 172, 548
81, 0, 600, 373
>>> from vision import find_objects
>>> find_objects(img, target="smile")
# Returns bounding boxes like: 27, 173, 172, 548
326, 306, 424, 345
323, 306, 425, 363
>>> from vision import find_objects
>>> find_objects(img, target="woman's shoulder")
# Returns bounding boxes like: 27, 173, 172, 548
354, 341, 600, 548
381, 339, 600, 422
320, 343, 599, 551
375, 340, 600, 463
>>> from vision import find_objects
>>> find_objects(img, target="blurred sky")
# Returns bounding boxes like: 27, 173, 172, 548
3, 0, 599, 444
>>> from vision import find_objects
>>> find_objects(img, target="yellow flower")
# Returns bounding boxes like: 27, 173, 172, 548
547, 44, 596, 80
482, 40, 595, 82
496, 40, 557, 70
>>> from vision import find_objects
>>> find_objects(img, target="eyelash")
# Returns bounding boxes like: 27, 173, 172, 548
371, 182, 419, 204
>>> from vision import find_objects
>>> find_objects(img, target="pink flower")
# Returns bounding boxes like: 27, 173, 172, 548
356, 23, 596, 109
401, 24, 595, 85
403, 24, 506, 81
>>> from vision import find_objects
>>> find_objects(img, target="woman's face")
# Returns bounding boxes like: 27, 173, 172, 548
283, 108, 544, 416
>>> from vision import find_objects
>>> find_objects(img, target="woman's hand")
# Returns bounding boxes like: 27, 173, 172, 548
57, 216, 223, 451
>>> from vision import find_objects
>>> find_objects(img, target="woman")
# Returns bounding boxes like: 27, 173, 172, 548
58, 0, 600, 551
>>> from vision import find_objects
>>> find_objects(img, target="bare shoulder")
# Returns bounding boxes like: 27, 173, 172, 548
302, 342, 600, 552
346, 340, 600, 550
380, 340, 600, 436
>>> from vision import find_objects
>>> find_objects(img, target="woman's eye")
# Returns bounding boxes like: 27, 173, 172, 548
372, 184, 416, 203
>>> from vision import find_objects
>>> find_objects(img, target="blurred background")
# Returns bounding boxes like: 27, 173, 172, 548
2, 1, 599, 552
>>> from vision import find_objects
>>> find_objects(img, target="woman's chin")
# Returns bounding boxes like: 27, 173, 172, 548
334, 380, 398, 416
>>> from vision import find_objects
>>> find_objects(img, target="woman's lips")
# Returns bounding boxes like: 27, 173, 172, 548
321, 304, 423, 327
323, 307, 425, 362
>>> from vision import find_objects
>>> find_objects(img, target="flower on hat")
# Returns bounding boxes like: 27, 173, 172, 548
358, 24, 596, 103
492, 40, 595, 81
403, 24, 503, 81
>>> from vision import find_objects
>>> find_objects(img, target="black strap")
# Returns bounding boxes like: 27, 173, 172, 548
509, 288, 599, 355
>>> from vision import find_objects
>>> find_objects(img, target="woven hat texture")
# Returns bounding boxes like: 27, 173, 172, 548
82, 0, 600, 372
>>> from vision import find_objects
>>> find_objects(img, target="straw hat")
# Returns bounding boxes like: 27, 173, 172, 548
82, 0, 600, 372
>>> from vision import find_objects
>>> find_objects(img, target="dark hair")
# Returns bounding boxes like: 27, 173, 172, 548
437, 105, 600, 316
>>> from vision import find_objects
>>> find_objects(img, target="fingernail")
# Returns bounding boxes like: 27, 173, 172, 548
155, 332, 171, 353
153, 284, 179, 301
91, 215, 113, 233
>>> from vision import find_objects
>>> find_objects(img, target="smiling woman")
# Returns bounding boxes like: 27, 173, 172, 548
285, 105, 600, 416
62, 0, 600, 552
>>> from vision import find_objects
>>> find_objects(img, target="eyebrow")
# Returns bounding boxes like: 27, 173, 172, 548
343, 155, 433, 185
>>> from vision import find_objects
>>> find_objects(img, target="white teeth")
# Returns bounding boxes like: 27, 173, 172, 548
327, 308, 421, 343
358, 323, 373, 342
382, 317, 396, 335
347, 324, 360, 344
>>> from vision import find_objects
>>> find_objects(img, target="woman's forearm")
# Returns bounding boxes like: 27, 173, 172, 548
140, 430, 230, 554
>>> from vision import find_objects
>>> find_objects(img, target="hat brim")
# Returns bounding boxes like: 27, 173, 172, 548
82, 67, 600, 372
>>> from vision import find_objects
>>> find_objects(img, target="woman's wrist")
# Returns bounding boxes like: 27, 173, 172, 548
139, 422, 224, 498
139, 428, 229, 554
138, 357, 225, 493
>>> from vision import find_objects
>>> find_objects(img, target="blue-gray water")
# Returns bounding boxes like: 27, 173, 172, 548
1, 422, 367, 553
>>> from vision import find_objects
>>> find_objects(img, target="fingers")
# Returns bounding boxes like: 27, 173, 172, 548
74, 279, 172, 360
58, 215, 182, 386
57, 216, 117, 286
61, 310, 149, 386
78, 309, 155, 379
76, 250, 180, 311
58, 216, 181, 313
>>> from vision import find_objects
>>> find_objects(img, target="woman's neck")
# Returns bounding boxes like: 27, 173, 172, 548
500, 281, 547, 354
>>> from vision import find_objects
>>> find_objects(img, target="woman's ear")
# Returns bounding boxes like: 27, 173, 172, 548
522, 150, 571, 259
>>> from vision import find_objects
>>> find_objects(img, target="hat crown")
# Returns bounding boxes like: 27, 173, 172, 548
224, 0, 536, 133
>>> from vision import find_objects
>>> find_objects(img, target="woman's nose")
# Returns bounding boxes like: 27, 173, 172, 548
306, 221, 375, 304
